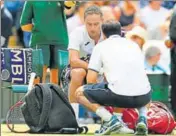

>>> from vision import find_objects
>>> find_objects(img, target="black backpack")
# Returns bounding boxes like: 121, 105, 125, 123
169, 6, 176, 42
21, 83, 88, 134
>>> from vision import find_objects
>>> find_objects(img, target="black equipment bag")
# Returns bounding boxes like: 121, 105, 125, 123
21, 83, 88, 134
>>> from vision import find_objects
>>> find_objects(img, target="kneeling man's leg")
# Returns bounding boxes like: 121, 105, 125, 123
135, 106, 148, 136
135, 92, 151, 136
75, 83, 122, 135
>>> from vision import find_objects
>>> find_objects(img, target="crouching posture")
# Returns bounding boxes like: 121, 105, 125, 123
76, 20, 151, 136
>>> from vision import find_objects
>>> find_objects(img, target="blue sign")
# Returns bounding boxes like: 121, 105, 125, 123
1, 48, 33, 84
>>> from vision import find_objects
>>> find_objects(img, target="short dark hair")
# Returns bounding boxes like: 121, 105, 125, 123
84, 5, 103, 20
102, 20, 121, 38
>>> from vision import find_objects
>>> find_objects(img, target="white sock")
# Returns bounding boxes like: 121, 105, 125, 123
96, 107, 112, 122
137, 106, 147, 118
71, 103, 79, 119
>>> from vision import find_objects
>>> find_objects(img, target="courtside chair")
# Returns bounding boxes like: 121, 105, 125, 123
147, 74, 170, 105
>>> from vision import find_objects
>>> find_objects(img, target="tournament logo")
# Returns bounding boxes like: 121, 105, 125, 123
1, 69, 10, 81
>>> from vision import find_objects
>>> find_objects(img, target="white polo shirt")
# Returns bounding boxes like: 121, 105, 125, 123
68, 25, 104, 57
88, 35, 151, 96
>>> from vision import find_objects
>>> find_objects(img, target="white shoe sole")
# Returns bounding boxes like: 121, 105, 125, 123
111, 128, 134, 134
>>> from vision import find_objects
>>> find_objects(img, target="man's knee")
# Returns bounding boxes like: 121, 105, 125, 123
75, 86, 84, 103
71, 68, 87, 82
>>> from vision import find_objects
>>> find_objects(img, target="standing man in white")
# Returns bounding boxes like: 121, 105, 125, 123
76, 20, 151, 136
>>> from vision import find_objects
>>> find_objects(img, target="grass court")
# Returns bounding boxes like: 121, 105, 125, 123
1, 124, 176, 136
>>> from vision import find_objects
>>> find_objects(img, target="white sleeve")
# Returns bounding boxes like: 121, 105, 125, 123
88, 46, 102, 73
67, 28, 82, 51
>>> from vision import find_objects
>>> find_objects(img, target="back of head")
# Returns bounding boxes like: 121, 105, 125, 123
145, 46, 161, 60
102, 20, 121, 38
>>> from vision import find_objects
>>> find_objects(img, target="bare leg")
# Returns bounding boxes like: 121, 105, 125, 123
69, 68, 86, 103
75, 86, 113, 122
69, 68, 87, 119
50, 68, 59, 84
42, 65, 48, 83
75, 86, 100, 112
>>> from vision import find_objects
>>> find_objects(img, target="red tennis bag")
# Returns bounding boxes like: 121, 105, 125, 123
122, 101, 176, 134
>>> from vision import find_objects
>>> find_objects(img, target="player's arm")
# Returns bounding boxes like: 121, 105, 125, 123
87, 46, 102, 84
20, 1, 33, 32
64, 1, 76, 9
69, 49, 88, 69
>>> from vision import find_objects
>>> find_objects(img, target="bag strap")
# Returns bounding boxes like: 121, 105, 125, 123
77, 126, 88, 134
30, 84, 52, 133
50, 84, 76, 117
50, 84, 89, 134
44, 126, 88, 134
59, 126, 89, 134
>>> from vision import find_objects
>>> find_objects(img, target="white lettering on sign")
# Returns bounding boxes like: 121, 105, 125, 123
11, 50, 22, 62
12, 78, 23, 83
26, 50, 33, 82
11, 65, 23, 75
11, 50, 24, 83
